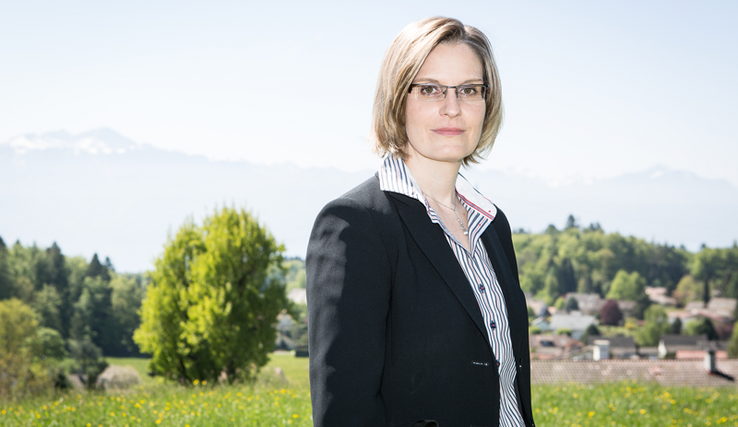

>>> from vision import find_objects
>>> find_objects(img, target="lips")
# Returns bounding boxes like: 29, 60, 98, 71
432, 127, 464, 136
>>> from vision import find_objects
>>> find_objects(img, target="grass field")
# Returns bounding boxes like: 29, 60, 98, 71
2, 354, 737, 426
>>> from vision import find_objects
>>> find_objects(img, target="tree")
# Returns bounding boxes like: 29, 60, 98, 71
564, 296, 579, 312
71, 276, 117, 354
673, 274, 702, 306
683, 318, 718, 341
69, 338, 108, 389
599, 299, 623, 326
0, 299, 48, 398
632, 292, 652, 320
729, 321, 738, 358
86, 253, 111, 282
32, 284, 62, 329
110, 274, 144, 356
635, 305, 670, 347
565, 214, 579, 230
606, 270, 646, 301
134, 207, 291, 384
554, 296, 566, 311
670, 317, 682, 335
581, 323, 600, 344
0, 237, 12, 300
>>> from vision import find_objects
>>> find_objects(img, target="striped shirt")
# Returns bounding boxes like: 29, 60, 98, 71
378, 155, 525, 427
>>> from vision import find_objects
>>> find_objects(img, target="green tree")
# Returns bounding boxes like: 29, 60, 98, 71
68, 338, 108, 389
670, 317, 682, 335
635, 305, 670, 346
134, 207, 291, 384
32, 284, 62, 329
0, 237, 12, 300
606, 270, 646, 301
86, 253, 111, 282
728, 321, 738, 358
110, 274, 144, 356
581, 323, 601, 344
0, 299, 48, 398
564, 296, 579, 312
70, 276, 116, 354
683, 318, 718, 341
673, 274, 702, 306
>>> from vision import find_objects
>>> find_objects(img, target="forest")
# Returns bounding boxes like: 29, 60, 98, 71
1, 215, 738, 397
513, 216, 738, 311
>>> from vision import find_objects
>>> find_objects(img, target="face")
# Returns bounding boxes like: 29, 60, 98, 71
404, 42, 486, 167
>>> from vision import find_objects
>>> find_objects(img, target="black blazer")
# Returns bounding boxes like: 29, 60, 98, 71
306, 175, 535, 427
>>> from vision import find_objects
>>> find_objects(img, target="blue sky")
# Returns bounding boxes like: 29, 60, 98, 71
2, 0, 737, 186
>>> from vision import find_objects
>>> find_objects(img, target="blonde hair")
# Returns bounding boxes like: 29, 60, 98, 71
372, 17, 503, 166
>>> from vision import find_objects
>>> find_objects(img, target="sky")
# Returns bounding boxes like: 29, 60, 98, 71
1, 0, 737, 187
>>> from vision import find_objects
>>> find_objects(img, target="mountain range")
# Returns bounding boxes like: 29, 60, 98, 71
2, 128, 737, 273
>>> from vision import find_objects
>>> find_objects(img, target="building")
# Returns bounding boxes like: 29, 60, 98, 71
549, 312, 596, 340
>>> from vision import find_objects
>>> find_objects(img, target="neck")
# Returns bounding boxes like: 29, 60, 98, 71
404, 156, 461, 205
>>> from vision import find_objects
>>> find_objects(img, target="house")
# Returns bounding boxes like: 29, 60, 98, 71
707, 297, 737, 320
549, 312, 596, 340
587, 336, 638, 359
684, 301, 706, 312
566, 293, 604, 316
645, 286, 677, 306
530, 316, 551, 333
529, 334, 583, 360
658, 334, 708, 358
616, 300, 637, 319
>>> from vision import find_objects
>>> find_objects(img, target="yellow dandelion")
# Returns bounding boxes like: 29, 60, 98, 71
639, 409, 646, 414
193, 379, 199, 385
293, 414, 299, 418
202, 380, 207, 385
588, 411, 595, 417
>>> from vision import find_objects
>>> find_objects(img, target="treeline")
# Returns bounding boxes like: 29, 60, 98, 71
513, 216, 738, 312
0, 237, 145, 357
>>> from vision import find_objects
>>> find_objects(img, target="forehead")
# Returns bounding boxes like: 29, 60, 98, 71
414, 43, 484, 83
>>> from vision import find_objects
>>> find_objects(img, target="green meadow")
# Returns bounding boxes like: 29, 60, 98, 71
2, 354, 737, 426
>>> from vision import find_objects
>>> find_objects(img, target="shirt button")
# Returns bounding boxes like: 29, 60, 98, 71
496, 360, 500, 367
478, 284, 484, 292
490, 320, 496, 329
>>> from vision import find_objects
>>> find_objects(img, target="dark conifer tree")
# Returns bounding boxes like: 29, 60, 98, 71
670, 317, 682, 335
86, 253, 110, 282
0, 236, 11, 300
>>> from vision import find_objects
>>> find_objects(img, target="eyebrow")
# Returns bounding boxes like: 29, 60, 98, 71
411, 78, 485, 85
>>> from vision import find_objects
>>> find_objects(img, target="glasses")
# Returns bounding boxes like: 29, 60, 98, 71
408, 83, 488, 102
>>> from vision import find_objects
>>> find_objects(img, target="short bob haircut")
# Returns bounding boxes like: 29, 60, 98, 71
372, 17, 503, 166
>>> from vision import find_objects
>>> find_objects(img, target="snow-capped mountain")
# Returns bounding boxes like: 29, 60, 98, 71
2, 129, 737, 272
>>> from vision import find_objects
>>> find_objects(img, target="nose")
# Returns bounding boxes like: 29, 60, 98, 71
440, 88, 461, 117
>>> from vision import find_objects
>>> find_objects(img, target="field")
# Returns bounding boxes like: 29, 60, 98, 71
2, 354, 737, 426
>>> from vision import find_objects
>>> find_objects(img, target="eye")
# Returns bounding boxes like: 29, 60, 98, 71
417, 84, 442, 97
458, 85, 479, 97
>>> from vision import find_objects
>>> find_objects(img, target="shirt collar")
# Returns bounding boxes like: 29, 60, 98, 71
378, 155, 497, 221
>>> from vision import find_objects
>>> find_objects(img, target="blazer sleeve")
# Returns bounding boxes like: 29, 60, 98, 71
306, 197, 392, 427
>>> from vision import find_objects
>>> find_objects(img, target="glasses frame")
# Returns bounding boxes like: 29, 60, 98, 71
408, 83, 489, 102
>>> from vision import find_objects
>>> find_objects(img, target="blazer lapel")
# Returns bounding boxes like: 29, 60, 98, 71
481, 225, 528, 355
388, 192, 490, 345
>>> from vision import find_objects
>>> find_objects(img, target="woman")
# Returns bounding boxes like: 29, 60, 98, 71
306, 17, 535, 427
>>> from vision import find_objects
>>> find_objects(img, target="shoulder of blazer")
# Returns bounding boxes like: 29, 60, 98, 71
321, 174, 404, 270
490, 206, 519, 281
